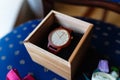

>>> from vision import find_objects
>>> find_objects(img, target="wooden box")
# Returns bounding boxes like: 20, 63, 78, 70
24, 10, 93, 80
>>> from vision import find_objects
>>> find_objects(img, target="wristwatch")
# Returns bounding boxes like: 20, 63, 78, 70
47, 26, 73, 54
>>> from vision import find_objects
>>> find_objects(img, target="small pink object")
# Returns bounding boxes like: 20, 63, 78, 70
6, 69, 21, 80
23, 74, 35, 80
6, 69, 35, 80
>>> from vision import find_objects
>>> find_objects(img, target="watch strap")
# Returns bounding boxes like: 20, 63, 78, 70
47, 43, 61, 54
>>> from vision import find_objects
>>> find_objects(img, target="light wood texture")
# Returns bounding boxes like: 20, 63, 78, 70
42, 0, 120, 27
24, 10, 93, 80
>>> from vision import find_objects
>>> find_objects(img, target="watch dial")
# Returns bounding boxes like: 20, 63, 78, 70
51, 29, 69, 46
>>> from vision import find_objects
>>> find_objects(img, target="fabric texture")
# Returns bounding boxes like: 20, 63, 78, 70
0, 18, 120, 80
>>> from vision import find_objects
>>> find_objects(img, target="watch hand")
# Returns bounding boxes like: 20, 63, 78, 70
59, 32, 65, 38
56, 31, 61, 38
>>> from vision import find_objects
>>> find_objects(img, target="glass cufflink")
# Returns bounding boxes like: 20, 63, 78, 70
97, 59, 109, 73
92, 60, 120, 80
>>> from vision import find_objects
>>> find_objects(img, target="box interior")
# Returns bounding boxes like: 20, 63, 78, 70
28, 12, 90, 61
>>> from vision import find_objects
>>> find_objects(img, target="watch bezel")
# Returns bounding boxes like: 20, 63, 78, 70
47, 27, 72, 53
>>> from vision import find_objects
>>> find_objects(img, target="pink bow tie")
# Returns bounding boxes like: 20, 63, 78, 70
6, 69, 35, 80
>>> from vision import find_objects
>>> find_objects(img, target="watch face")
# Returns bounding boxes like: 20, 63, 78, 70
51, 29, 70, 46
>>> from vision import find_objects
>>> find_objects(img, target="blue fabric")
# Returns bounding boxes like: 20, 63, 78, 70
0, 20, 65, 80
0, 18, 120, 80
80, 17, 120, 66
107, 0, 120, 2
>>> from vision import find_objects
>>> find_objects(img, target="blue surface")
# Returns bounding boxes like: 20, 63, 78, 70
0, 18, 120, 80
107, 0, 120, 2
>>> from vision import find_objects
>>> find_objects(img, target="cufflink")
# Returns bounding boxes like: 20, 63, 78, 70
98, 60, 109, 73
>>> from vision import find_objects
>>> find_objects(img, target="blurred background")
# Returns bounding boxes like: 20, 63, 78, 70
0, 0, 120, 38
0, 0, 44, 38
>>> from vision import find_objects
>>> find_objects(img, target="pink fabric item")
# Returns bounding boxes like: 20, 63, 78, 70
23, 74, 35, 80
6, 69, 35, 80
6, 69, 21, 80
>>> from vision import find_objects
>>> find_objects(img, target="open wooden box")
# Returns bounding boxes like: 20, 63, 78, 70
24, 10, 93, 80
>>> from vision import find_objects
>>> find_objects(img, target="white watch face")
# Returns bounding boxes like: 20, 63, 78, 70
51, 29, 69, 46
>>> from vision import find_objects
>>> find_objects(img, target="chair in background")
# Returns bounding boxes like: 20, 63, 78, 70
42, 0, 120, 22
